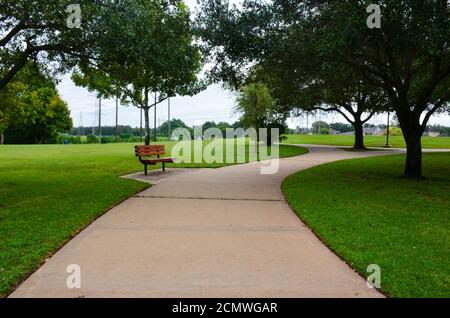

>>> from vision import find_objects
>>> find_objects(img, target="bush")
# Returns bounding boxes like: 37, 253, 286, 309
86, 134, 99, 143
55, 135, 84, 144
54, 134, 153, 144
320, 127, 330, 135
120, 135, 141, 143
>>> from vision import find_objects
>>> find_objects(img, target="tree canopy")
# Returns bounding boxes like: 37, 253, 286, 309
0, 1, 118, 89
197, 0, 450, 178
72, 0, 203, 145
1, 63, 72, 144
235, 83, 288, 143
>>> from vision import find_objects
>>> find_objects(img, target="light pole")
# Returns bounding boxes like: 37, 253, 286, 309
306, 113, 309, 135
98, 97, 102, 144
115, 97, 119, 142
385, 111, 390, 148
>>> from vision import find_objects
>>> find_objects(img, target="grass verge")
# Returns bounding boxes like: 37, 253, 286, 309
283, 134, 450, 149
282, 153, 450, 297
0, 141, 306, 296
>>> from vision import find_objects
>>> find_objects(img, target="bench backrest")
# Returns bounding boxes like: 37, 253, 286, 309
135, 145, 166, 157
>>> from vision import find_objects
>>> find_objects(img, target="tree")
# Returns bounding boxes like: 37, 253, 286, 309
200, 121, 232, 137
157, 119, 191, 138
202, 121, 217, 131
260, 60, 389, 149
256, 27, 393, 149
312, 121, 330, 135
197, 0, 389, 150
197, 0, 450, 178
235, 83, 288, 144
0, 81, 19, 144
232, 120, 243, 129
216, 122, 232, 136
7, 87, 72, 144
0, 1, 127, 90
72, 0, 203, 145
330, 123, 354, 134
2, 63, 72, 144
306, 1, 450, 178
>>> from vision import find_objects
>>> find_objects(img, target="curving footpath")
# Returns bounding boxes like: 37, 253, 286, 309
10, 145, 402, 298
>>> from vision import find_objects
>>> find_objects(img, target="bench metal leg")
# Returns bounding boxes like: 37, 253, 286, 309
162, 162, 165, 172
145, 164, 148, 175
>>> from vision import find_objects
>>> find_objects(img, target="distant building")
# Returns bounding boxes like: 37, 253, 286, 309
294, 127, 312, 134
363, 127, 384, 136
330, 129, 341, 135
425, 130, 441, 137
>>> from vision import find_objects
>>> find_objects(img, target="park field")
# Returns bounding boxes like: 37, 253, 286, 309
0, 142, 306, 297
282, 153, 450, 297
283, 134, 450, 149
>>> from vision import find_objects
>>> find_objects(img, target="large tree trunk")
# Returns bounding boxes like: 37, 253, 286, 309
334, 105, 372, 150
352, 120, 366, 149
397, 109, 423, 179
403, 132, 423, 179
0, 132, 4, 145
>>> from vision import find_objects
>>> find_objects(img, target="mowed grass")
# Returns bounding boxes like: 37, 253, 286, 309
282, 153, 450, 297
0, 141, 306, 297
283, 134, 450, 149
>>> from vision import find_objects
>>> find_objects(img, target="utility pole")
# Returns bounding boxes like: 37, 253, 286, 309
115, 97, 119, 142
92, 101, 96, 136
98, 97, 102, 144
78, 113, 82, 136
154, 92, 157, 142
168, 97, 171, 140
385, 111, 390, 148
80, 112, 84, 136
306, 113, 309, 135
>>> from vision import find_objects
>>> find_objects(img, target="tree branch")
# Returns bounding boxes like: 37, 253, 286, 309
0, 20, 25, 47
415, 61, 450, 112
314, 106, 354, 124
362, 111, 376, 124
420, 92, 450, 132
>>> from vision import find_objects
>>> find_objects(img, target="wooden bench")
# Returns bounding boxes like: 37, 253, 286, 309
135, 145, 174, 175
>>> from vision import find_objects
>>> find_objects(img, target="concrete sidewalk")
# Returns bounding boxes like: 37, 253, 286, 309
10, 145, 398, 298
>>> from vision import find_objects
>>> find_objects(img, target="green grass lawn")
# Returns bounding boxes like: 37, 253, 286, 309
282, 153, 450, 297
283, 134, 450, 149
0, 141, 306, 297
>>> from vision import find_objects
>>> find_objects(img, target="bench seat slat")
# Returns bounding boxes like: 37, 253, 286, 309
136, 147, 164, 150
141, 158, 175, 164
136, 151, 166, 156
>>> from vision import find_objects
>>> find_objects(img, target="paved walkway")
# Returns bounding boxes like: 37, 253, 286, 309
11, 145, 400, 298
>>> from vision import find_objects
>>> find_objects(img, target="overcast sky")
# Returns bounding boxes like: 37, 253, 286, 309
57, 0, 449, 129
